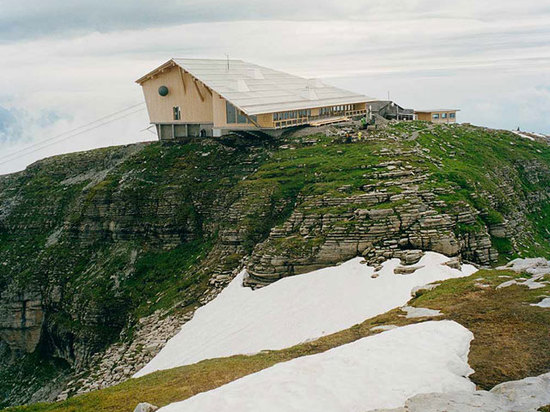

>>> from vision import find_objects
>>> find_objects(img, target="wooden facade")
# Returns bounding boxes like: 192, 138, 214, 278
415, 110, 459, 124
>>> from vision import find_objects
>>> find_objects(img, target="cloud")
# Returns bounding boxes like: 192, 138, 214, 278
0, 106, 20, 142
0, 1, 549, 174
1, 0, 549, 43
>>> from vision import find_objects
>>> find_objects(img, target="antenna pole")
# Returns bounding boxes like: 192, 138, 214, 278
225, 53, 230, 71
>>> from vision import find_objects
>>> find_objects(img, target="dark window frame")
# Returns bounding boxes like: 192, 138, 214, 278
226, 101, 237, 124
173, 106, 181, 120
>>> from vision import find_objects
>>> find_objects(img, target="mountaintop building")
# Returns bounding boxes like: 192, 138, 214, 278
368, 100, 414, 122
414, 109, 459, 124
136, 58, 375, 140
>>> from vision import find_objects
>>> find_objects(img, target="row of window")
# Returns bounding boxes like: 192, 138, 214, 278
320, 104, 356, 115
273, 105, 360, 121
432, 113, 456, 120
273, 109, 312, 121
174, 102, 363, 125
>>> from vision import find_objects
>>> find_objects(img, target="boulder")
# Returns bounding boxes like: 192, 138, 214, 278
394, 265, 424, 275
444, 256, 461, 270
400, 249, 424, 265
368, 372, 550, 412
133, 402, 159, 412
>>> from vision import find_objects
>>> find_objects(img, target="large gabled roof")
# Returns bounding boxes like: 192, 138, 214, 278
136, 58, 375, 116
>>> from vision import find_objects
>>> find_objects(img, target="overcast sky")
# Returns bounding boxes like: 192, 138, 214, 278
1, 0, 549, 174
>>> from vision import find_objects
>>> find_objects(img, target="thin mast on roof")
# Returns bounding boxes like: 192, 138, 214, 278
225, 53, 230, 71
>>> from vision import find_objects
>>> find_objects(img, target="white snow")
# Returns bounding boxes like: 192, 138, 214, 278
402, 306, 442, 318
496, 278, 546, 290
135, 252, 476, 377
410, 283, 438, 295
532, 297, 550, 308
370, 324, 398, 332
498, 257, 550, 277
497, 258, 550, 290
158, 321, 475, 412
512, 130, 535, 141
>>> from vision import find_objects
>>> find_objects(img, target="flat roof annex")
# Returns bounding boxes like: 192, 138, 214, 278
414, 109, 461, 113
136, 58, 376, 116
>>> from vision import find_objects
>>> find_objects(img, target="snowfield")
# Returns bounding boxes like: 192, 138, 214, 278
157, 321, 475, 412
135, 252, 476, 377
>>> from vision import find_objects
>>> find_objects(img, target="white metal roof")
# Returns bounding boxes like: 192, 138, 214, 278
161, 59, 375, 116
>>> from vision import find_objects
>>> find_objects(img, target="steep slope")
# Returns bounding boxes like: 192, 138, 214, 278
136, 253, 475, 377
0, 121, 549, 407
0, 139, 278, 404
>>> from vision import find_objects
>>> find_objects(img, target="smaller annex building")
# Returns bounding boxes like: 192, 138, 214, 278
136, 59, 375, 139
368, 100, 414, 121
415, 109, 459, 124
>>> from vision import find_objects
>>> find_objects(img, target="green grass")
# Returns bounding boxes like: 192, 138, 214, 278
126, 240, 212, 318
408, 123, 550, 255
413, 269, 550, 389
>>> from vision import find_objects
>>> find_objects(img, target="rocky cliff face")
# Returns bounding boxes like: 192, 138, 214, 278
245, 125, 549, 286
0, 122, 549, 407
0, 291, 43, 355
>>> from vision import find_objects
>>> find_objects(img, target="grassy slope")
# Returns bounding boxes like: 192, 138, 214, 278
410, 124, 550, 257
7, 267, 550, 412
0, 141, 270, 405
1, 122, 550, 408
247, 122, 550, 260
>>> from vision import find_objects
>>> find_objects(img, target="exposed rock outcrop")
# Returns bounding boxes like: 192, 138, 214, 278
0, 290, 43, 355
245, 146, 497, 287
370, 371, 550, 412
1, 122, 549, 406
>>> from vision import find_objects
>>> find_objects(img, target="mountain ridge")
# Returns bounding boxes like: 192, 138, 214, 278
0, 121, 549, 406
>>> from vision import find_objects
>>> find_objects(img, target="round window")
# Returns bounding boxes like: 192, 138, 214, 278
158, 86, 169, 96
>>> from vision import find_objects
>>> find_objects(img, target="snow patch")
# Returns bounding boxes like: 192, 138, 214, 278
158, 321, 475, 412
410, 283, 438, 296
498, 257, 550, 276
532, 297, 550, 308
370, 324, 398, 332
402, 306, 442, 318
496, 257, 550, 290
496, 278, 546, 290
512, 130, 535, 141
135, 252, 476, 377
